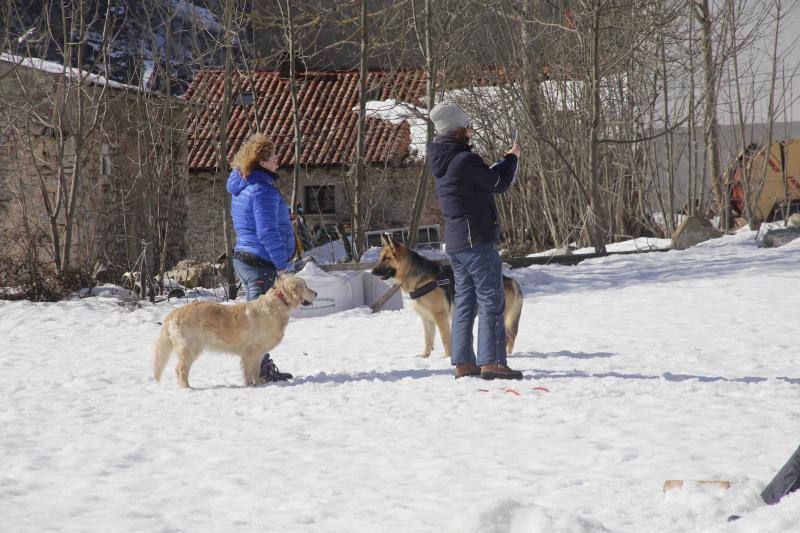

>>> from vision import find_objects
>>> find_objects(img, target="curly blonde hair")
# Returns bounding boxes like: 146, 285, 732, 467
231, 133, 275, 178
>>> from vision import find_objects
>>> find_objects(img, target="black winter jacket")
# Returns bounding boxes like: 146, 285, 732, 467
427, 136, 517, 252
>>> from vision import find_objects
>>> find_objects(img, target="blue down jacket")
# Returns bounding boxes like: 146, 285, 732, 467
227, 168, 295, 270
427, 136, 517, 252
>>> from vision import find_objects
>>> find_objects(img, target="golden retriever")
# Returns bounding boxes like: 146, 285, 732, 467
153, 275, 317, 388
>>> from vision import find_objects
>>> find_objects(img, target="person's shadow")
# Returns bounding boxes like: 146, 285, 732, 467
511, 350, 615, 360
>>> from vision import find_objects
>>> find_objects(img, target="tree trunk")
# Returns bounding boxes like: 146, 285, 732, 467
352, 0, 369, 260
727, 0, 755, 227
659, 26, 676, 234
158, 0, 175, 284
687, 3, 699, 216
59, 2, 87, 274
754, 0, 781, 227
287, 0, 302, 216
587, 1, 607, 254
220, 1, 238, 299
694, 0, 724, 225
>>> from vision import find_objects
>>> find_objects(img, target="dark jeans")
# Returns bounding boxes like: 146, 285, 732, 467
446, 242, 506, 367
232, 257, 277, 301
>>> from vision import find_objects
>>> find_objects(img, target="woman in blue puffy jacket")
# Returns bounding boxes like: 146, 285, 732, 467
227, 133, 296, 382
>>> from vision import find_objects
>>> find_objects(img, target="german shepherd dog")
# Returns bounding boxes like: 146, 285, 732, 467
371, 235, 523, 358
153, 275, 317, 388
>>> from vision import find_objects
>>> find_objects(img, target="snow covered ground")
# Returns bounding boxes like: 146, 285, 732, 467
1, 229, 799, 532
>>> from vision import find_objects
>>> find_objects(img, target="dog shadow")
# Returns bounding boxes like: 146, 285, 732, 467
511, 350, 616, 360
279, 367, 454, 387
183, 367, 453, 390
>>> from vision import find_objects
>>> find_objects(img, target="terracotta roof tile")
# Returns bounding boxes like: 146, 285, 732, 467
187, 69, 428, 170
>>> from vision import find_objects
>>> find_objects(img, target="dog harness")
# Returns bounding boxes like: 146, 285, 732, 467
408, 271, 453, 300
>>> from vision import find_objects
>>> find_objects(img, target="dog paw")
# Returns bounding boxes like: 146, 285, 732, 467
418, 353, 431, 358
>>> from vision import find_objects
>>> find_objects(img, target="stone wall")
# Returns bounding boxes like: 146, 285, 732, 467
0, 60, 187, 274
184, 162, 443, 262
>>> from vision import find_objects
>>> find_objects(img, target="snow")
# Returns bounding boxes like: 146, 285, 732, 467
528, 237, 673, 257
171, 1, 224, 34
1, 229, 800, 532
140, 60, 156, 91
0, 52, 141, 92
302, 238, 356, 264
571, 237, 673, 255
16, 27, 36, 45
359, 99, 429, 158
85, 32, 104, 52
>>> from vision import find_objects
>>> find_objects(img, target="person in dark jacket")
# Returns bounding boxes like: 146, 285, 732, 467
227, 133, 296, 382
427, 102, 523, 380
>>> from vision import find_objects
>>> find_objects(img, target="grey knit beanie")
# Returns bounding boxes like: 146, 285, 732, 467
429, 102, 470, 134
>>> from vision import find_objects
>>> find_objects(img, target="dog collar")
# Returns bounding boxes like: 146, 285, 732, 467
273, 288, 290, 306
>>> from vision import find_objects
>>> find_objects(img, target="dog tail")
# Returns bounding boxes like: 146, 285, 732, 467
153, 327, 173, 382
503, 277, 523, 339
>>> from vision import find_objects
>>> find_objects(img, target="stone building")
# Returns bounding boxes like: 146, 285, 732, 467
184, 68, 443, 263
0, 53, 187, 277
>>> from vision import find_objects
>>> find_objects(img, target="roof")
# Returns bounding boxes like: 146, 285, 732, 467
0, 52, 143, 92
186, 68, 429, 170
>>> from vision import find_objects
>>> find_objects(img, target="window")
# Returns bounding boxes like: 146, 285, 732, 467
304, 185, 336, 214
100, 143, 111, 176
366, 233, 384, 248
237, 92, 255, 106
417, 226, 440, 248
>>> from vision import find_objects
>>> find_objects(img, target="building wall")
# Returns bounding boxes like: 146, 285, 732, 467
185, 162, 443, 262
650, 121, 800, 213
0, 60, 187, 275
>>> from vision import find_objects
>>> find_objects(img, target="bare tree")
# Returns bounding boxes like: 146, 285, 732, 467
692, 0, 726, 225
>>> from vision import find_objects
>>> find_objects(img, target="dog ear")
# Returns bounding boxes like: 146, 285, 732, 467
285, 277, 299, 302
385, 233, 396, 251
380, 233, 389, 247
390, 235, 405, 251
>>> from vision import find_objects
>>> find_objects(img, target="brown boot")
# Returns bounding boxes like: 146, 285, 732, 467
454, 363, 482, 379
480, 364, 523, 380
